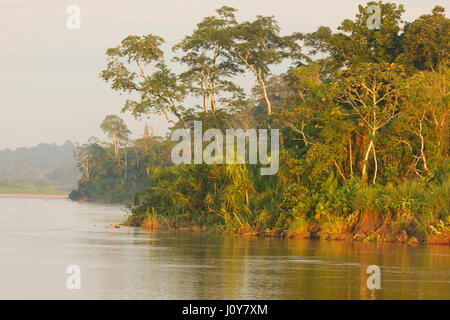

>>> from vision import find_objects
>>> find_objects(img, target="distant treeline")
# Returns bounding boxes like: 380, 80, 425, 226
69, 128, 171, 203
71, 3, 449, 244
0, 141, 80, 194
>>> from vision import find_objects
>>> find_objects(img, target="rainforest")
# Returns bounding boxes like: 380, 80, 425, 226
69, 2, 449, 245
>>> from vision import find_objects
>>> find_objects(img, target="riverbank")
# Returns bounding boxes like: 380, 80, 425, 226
0, 193, 68, 199
124, 210, 450, 246
136, 225, 450, 246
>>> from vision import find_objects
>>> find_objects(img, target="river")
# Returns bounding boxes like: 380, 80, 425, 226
0, 197, 448, 299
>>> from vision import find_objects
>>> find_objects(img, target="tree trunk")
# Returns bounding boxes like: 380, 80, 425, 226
348, 132, 353, 177
210, 90, 216, 115
245, 190, 249, 207
372, 144, 378, 185
258, 73, 272, 116
113, 132, 119, 156
418, 120, 429, 172
362, 139, 374, 185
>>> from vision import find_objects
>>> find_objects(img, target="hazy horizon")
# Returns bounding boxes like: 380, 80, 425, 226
1, 0, 446, 149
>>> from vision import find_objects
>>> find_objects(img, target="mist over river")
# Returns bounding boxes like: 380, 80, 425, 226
0, 197, 448, 299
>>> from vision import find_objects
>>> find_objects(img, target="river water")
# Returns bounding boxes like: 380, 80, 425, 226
0, 197, 448, 299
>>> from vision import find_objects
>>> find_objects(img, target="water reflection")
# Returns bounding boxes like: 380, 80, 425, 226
0, 198, 448, 299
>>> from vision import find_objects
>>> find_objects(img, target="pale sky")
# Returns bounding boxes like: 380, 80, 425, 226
0, 0, 447, 149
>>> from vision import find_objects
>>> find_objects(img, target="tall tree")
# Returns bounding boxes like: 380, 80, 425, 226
100, 115, 131, 156
226, 12, 299, 116
336, 63, 406, 185
173, 6, 243, 116
304, 1, 405, 68
100, 35, 187, 127
400, 6, 449, 71
393, 67, 449, 176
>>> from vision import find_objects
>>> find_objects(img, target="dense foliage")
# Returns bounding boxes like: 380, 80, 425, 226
71, 2, 449, 244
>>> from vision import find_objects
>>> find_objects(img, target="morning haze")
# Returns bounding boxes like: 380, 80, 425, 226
0, 0, 444, 149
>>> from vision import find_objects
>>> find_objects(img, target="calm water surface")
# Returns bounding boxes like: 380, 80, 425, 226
0, 197, 448, 299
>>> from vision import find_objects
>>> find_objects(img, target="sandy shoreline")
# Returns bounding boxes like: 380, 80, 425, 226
0, 193, 68, 199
